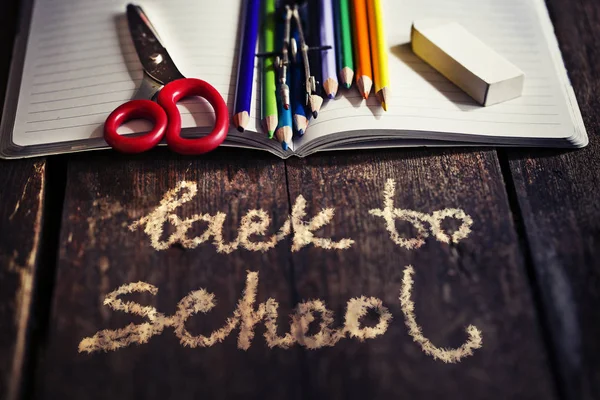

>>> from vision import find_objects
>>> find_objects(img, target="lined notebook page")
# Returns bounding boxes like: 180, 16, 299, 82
11, 0, 262, 146
297, 0, 586, 148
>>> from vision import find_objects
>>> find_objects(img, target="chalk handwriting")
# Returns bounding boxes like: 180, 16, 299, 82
369, 179, 473, 250
129, 179, 472, 253
79, 267, 481, 363
400, 266, 482, 363
129, 181, 354, 253
79, 270, 392, 353
80, 179, 482, 363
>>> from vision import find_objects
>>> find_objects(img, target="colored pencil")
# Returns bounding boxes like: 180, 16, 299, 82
336, 0, 354, 89
305, 1, 324, 117
275, 17, 293, 150
276, 72, 293, 150
320, 0, 338, 99
261, 0, 278, 138
367, 0, 390, 110
351, 0, 372, 99
234, 0, 260, 132
292, 30, 308, 135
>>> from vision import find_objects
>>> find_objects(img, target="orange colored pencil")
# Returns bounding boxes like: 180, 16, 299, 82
351, 0, 373, 99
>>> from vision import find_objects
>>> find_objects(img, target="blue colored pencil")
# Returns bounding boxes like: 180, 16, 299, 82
233, 0, 261, 132
291, 30, 308, 136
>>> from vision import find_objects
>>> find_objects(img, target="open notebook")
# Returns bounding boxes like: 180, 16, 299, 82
0, 0, 588, 159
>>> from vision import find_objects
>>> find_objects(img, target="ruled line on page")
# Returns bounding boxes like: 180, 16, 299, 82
36, 49, 137, 63
33, 69, 143, 86
24, 123, 101, 133
316, 102, 563, 121
36, 33, 130, 50
38, 43, 134, 58
31, 79, 141, 95
41, 9, 232, 28
34, 61, 139, 77
35, 53, 137, 68
28, 99, 130, 113
307, 114, 562, 129
38, 27, 129, 43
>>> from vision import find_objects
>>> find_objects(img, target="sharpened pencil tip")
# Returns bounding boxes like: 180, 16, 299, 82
284, 104, 290, 110
340, 67, 354, 90
297, 129, 304, 136
233, 111, 250, 132
377, 88, 390, 111
323, 78, 338, 100
312, 111, 318, 119
357, 76, 373, 100
268, 132, 275, 139
282, 141, 288, 151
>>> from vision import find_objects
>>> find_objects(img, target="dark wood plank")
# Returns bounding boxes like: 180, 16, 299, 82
285, 149, 558, 400
504, 0, 600, 398
35, 149, 303, 399
0, 158, 46, 400
0, 0, 47, 398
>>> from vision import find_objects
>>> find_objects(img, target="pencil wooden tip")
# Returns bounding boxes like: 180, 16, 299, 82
263, 115, 278, 137
323, 78, 339, 99
294, 115, 308, 135
340, 67, 354, 89
276, 126, 293, 150
310, 94, 323, 119
233, 111, 249, 132
356, 76, 373, 99
377, 88, 390, 111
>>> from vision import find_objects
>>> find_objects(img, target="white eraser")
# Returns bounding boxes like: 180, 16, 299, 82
411, 20, 524, 106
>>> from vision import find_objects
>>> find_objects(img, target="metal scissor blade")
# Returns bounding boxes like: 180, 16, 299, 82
126, 4, 185, 85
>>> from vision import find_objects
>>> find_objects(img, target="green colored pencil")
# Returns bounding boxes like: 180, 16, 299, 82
262, 0, 278, 138
338, 0, 354, 89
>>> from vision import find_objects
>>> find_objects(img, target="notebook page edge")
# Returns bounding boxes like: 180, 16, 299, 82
0, 0, 34, 158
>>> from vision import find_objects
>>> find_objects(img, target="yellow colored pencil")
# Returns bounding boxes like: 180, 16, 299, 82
367, 0, 390, 110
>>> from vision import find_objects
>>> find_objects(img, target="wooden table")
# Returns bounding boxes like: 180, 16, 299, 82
1, 0, 599, 399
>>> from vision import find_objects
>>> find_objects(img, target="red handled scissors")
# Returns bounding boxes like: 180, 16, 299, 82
104, 4, 229, 155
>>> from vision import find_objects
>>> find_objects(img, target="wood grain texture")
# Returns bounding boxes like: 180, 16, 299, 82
0, 158, 45, 400
504, 0, 600, 398
35, 149, 302, 400
285, 149, 558, 400
0, 0, 46, 398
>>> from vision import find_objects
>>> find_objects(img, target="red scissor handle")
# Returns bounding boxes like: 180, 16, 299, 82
104, 99, 168, 153
159, 78, 229, 155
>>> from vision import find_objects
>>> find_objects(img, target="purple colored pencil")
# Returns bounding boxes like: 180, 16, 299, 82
233, 0, 261, 132
320, 0, 338, 99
